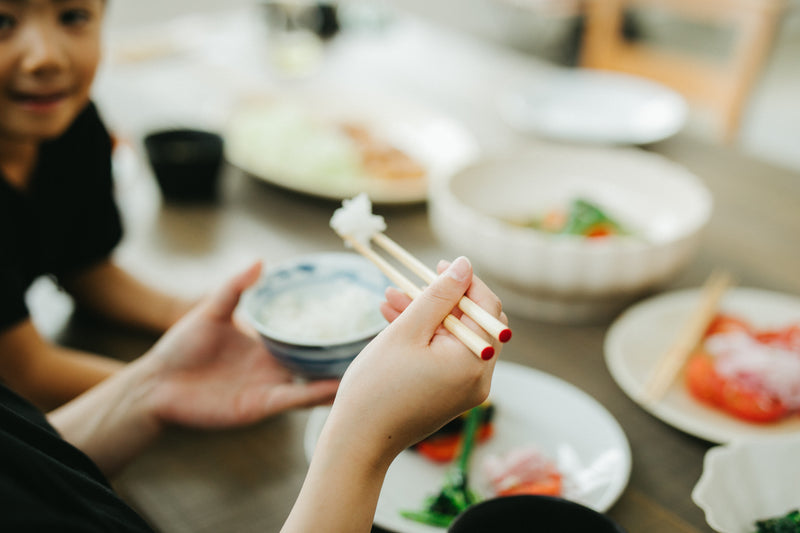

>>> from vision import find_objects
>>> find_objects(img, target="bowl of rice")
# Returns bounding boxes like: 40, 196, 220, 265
239, 252, 391, 379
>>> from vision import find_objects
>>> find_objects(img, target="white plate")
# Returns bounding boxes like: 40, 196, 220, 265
692, 434, 800, 533
304, 361, 631, 533
498, 69, 687, 145
224, 88, 479, 205
605, 287, 800, 443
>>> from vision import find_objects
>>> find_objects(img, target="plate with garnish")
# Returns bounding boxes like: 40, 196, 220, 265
224, 88, 479, 205
304, 361, 631, 532
605, 287, 800, 443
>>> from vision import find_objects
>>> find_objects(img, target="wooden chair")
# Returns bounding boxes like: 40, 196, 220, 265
579, 0, 786, 144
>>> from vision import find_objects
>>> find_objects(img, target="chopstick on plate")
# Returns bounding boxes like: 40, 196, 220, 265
371, 232, 512, 343
342, 234, 496, 361
640, 270, 734, 405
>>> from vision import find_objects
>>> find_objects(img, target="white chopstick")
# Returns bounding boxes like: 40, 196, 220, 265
640, 270, 734, 405
372, 233, 512, 343
343, 236, 495, 360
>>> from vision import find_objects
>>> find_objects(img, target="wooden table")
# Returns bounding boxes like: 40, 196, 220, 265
59, 6, 800, 533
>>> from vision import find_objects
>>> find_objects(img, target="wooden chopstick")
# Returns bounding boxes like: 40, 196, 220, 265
343, 236, 495, 361
640, 270, 734, 405
372, 233, 512, 343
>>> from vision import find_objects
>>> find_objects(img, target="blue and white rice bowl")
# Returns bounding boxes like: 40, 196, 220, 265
240, 252, 391, 379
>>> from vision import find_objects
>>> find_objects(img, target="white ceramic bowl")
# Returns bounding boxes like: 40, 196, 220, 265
428, 142, 712, 323
692, 434, 800, 533
239, 252, 391, 379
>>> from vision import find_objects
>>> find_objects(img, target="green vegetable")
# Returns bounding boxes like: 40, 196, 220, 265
559, 198, 627, 237
753, 509, 800, 533
401, 407, 483, 527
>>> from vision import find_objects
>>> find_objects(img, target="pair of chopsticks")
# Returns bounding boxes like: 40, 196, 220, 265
640, 270, 734, 405
342, 232, 511, 361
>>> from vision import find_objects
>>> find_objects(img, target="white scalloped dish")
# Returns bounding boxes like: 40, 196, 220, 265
692, 434, 800, 533
428, 142, 712, 323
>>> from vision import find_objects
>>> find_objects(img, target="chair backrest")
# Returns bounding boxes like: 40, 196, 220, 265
579, 0, 785, 144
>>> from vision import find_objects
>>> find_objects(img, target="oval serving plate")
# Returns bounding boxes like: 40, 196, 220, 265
225, 87, 479, 205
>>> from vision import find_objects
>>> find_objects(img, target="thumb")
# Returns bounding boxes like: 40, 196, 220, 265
397, 256, 472, 340
206, 261, 263, 321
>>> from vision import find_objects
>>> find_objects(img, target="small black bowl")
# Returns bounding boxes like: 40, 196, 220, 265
448, 495, 627, 533
144, 129, 224, 202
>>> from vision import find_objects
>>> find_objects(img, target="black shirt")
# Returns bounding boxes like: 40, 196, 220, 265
0, 102, 123, 331
0, 383, 154, 532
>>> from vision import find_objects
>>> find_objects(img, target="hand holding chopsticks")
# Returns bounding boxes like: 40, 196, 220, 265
343, 235, 498, 360
640, 270, 734, 405
330, 193, 509, 360
372, 233, 512, 343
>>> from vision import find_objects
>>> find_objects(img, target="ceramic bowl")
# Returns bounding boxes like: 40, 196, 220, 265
448, 495, 627, 533
239, 252, 391, 379
428, 142, 712, 323
692, 434, 800, 533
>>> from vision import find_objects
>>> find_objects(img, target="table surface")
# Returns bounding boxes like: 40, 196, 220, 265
52, 6, 800, 533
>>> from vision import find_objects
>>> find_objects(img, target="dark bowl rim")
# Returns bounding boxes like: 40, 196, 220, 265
448, 494, 626, 532
144, 128, 223, 140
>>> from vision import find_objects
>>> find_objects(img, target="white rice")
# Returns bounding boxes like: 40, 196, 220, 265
258, 278, 385, 343
329, 193, 386, 246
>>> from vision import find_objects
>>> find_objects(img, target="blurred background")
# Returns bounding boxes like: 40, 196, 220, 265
102, 0, 800, 171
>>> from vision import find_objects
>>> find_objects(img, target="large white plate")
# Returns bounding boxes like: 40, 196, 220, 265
224, 88, 479, 205
304, 361, 631, 533
605, 288, 800, 443
498, 69, 687, 145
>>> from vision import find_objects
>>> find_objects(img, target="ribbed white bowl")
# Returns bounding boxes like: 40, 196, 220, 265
692, 435, 800, 533
428, 142, 712, 323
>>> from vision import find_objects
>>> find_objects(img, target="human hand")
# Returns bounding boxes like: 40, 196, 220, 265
282, 256, 505, 533
143, 262, 340, 430
320, 256, 505, 467
50, 262, 340, 477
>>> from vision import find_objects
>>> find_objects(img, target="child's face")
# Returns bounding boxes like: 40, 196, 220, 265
0, 0, 104, 144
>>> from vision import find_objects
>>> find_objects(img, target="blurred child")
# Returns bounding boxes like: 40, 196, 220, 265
0, 0, 193, 409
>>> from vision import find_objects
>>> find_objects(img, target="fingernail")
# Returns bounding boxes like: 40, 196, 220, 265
444, 256, 470, 282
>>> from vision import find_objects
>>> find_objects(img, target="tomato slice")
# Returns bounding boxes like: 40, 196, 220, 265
785, 324, 800, 351
685, 352, 725, 405
685, 351, 789, 423
415, 436, 461, 463
754, 324, 800, 351
719, 379, 789, 423
585, 224, 614, 238
497, 473, 563, 497
705, 314, 751, 336
414, 424, 494, 463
